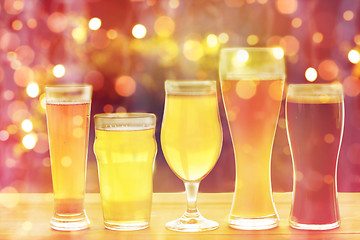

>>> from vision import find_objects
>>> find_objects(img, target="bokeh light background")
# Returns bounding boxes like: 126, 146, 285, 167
1, 0, 360, 194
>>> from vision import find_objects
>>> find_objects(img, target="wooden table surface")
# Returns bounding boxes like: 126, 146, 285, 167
1, 192, 360, 240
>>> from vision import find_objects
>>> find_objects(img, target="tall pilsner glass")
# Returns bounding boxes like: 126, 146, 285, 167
219, 48, 285, 230
286, 83, 344, 230
161, 80, 223, 232
45, 84, 92, 231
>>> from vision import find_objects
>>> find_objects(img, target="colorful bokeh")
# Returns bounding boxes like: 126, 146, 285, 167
0, 0, 360, 194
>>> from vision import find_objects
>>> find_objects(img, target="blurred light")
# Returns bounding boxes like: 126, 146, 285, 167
273, 47, 284, 59
115, 76, 136, 97
12, 19, 23, 31
22, 133, 37, 150
154, 16, 175, 37
21, 119, 33, 133
22, 221, 32, 231
4, 0, 23, 15
89, 17, 101, 30
343, 76, 360, 97
0, 32, 21, 51
354, 34, 360, 45
39, 93, 46, 110
207, 34, 218, 48
5, 158, 16, 168
7, 125, 18, 135
343, 10, 354, 21
72, 27, 87, 44
26, 82, 39, 98
266, 35, 282, 47
0, 130, 9, 141
291, 18, 302, 28
233, 49, 249, 64
13, 0, 24, 11
324, 133, 335, 144
116, 106, 127, 113
183, 39, 203, 61
90, 29, 110, 49
348, 50, 360, 64
258, 0, 268, 4
305, 67, 317, 82
53, 64, 65, 78
225, 0, 245, 7
246, 0, 255, 4
236, 81, 257, 99
169, 0, 180, 9
107, 29, 118, 39
42, 157, 51, 167
132, 24, 147, 39
218, 33, 229, 44
318, 60, 338, 81
3, 90, 14, 101
0, 186, 19, 208
47, 12, 68, 33
85, 70, 104, 91
61, 156, 72, 167
73, 127, 84, 138
279, 35, 299, 56
103, 104, 114, 113
276, 0, 297, 15
247, 35, 259, 45
313, 32, 323, 43
8, 101, 29, 123
16, 45, 35, 66
27, 18, 37, 29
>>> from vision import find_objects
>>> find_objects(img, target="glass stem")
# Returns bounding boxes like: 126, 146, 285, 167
184, 181, 200, 214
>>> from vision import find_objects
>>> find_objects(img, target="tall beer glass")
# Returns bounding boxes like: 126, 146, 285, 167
93, 113, 157, 231
45, 84, 92, 231
219, 48, 285, 230
161, 80, 223, 232
286, 83, 344, 230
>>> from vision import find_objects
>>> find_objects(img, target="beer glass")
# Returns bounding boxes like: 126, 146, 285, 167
93, 113, 157, 231
161, 80, 223, 232
45, 84, 92, 231
219, 48, 285, 230
286, 83, 344, 230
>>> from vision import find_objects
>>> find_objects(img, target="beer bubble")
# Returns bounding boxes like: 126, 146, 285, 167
61, 156, 72, 167
319, 94, 330, 103
324, 133, 335, 144
235, 80, 257, 99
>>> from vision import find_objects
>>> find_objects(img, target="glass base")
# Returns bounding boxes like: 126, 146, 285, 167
50, 211, 90, 231
166, 210, 219, 232
104, 221, 149, 231
229, 214, 279, 230
290, 220, 340, 230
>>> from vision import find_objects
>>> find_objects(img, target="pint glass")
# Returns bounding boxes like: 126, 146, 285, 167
219, 48, 285, 230
286, 83, 344, 230
45, 84, 92, 231
94, 113, 157, 231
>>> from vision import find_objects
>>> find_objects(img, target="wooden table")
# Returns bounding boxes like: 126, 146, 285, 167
0, 193, 360, 239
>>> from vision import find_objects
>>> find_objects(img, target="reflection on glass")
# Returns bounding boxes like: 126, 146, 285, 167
161, 80, 223, 232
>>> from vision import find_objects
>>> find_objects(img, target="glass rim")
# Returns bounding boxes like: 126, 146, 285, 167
165, 80, 217, 95
287, 83, 343, 92
45, 84, 92, 89
94, 112, 156, 131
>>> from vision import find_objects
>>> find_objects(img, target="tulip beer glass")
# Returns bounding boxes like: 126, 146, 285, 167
219, 48, 285, 230
286, 83, 344, 230
45, 84, 92, 231
94, 113, 157, 231
161, 80, 223, 232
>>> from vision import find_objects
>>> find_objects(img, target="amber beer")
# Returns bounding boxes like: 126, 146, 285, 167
45, 85, 92, 231
219, 48, 285, 230
94, 113, 157, 231
286, 84, 344, 230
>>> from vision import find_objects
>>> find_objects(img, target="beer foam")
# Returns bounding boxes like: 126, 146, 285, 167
224, 73, 285, 81
46, 100, 91, 105
287, 84, 344, 104
286, 95, 343, 104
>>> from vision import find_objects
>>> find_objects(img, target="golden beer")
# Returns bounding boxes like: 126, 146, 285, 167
45, 85, 92, 231
94, 113, 157, 231
161, 94, 222, 181
220, 48, 285, 230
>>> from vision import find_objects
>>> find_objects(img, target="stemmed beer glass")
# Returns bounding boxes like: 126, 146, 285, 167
219, 48, 285, 230
161, 80, 223, 232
